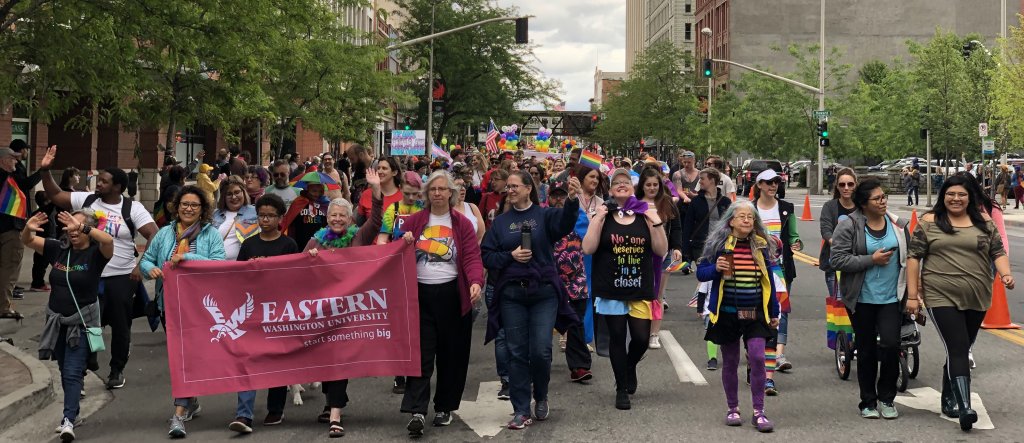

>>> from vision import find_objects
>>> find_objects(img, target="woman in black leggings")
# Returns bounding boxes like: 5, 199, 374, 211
906, 175, 1014, 432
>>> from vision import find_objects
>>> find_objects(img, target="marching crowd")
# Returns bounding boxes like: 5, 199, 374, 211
0, 139, 1013, 440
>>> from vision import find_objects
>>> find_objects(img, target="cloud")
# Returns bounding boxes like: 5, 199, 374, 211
496, 0, 625, 111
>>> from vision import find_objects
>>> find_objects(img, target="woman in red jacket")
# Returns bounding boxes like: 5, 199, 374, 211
398, 170, 485, 437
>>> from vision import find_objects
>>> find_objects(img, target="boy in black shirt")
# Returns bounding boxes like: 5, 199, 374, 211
230, 194, 298, 433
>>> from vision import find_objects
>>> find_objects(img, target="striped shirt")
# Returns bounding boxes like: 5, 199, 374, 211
722, 239, 762, 313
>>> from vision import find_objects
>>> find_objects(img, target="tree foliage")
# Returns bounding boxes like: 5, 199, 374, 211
592, 42, 702, 152
395, 0, 560, 143
992, 18, 1024, 150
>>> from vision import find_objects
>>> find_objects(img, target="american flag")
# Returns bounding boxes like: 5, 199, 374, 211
485, 119, 499, 154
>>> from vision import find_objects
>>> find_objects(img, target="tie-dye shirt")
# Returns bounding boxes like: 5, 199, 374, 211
721, 239, 763, 313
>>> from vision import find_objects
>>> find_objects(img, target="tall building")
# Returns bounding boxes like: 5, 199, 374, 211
695, 0, 1021, 92
593, 69, 627, 108
625, 0, 696, 72
625, 0, 646, 72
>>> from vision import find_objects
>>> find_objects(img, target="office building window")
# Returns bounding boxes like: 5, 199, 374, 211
685, 2, 691, 13
685, 23, 691, 41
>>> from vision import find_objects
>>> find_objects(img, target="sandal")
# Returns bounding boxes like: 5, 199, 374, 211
317, 406, 330, 424
725, 409, 742, 426
752, 410, 774, 433
328, 420, 344, 438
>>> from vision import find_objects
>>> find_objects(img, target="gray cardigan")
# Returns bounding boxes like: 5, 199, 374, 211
829, 210, 909, 313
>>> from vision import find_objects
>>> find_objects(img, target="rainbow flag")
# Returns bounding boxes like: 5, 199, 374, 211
580, 150, 602, 170
0, 176, 27, 219
826, 272, 852, 350
664, 259, 689, 273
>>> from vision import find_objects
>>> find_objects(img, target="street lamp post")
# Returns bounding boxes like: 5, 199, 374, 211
427, 1, 437, 147
816, 0, 826, 195
702, 27, 712, 153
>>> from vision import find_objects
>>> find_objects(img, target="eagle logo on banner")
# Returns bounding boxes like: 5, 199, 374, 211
203, 293, 255, 342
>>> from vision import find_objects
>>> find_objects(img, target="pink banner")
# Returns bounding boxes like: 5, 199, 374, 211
163, 241, 421, 398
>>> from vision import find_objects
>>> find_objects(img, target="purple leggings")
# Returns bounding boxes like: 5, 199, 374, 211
721, 337, 766, 411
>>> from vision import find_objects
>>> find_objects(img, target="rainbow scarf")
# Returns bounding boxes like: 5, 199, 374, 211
0, 176, 27, 219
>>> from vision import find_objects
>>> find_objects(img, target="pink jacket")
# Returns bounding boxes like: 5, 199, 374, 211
402, 208, 485, 316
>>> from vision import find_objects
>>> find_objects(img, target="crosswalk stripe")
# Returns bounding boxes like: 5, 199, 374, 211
658, 330, 708, 386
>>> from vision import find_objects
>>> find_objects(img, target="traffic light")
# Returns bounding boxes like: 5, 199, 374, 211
403, 117, 411, 130
702, 59, 712, 78
817, 121, 830, 147
515, 18, 528, 44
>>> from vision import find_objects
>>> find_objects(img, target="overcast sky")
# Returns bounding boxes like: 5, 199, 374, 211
495, 0, 626, 111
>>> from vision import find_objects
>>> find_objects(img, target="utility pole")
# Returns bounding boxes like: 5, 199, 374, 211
426, 1, 436, 147
926, 129, 932, 206
816, 0, 826, 195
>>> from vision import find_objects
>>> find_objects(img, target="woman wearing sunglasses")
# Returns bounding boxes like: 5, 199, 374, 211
820, 168, 858, 305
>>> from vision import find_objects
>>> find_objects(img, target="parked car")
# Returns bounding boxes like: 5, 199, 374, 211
739, 159, 787, 199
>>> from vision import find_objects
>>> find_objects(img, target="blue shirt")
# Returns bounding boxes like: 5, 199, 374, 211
860, 222, 899, 304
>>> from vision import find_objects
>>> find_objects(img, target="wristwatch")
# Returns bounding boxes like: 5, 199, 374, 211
81, 225, 92, 235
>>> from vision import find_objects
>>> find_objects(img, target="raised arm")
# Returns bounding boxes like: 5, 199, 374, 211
39, 145, 72, 209
19, 213, 48, 255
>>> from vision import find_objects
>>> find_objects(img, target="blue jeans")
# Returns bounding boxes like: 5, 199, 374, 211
499, 282, 558, 417
486, 283, 509, 382
236, 387, 288, 419
778, 312, 789, 345
55, 326, 90, 423
825, 270, 838, 299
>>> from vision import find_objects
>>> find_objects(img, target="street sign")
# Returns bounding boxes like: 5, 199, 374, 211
813, 110, 831, 119
982, 137, 995, 155
979, 122, 989, 137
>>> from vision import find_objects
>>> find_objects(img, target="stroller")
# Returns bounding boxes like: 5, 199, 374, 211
833, 310, 922, 393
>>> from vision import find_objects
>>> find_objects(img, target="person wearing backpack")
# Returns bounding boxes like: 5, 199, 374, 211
40, 146, 159, 390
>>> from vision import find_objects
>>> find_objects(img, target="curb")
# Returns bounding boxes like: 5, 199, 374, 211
896, 205, 1024, 229
0, 342, 53, 433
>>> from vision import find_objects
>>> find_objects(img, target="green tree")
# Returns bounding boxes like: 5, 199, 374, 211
838, 60, 923, 160
592, 42, 702, 153
991, 19, 1024, 151
395, 0, 560, 143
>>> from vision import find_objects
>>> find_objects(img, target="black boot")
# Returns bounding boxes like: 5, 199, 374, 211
941, 370, 959, 418
950, 376, 977, 431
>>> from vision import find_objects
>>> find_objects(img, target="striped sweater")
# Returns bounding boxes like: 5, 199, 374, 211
721, 239, 762, 313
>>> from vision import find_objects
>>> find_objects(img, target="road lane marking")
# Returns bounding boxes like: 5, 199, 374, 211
792, 250, 819, 266
987, 329, 1024, 347
894, 387, 994, 429
454, 381, 510, 437
659, 330, 708, 386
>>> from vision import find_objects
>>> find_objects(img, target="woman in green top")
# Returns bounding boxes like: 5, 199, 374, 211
907, 175, 1014, 432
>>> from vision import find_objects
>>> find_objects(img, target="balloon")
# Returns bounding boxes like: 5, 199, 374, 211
441, 137, 448, 146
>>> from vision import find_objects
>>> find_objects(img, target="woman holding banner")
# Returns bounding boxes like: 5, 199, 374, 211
303, 168, 381, 438
139, 185, 226, 439
397, 170, 485, 437
481, 171, 581, 430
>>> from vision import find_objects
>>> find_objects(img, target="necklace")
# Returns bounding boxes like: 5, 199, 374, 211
313, 225, 359, 249
581, 193, 597, 215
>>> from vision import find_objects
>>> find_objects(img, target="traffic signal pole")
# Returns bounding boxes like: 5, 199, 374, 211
817, 0, 826, 195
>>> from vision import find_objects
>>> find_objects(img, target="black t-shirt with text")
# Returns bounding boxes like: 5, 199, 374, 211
44, 239, 110, 316
237, 235, 299, 261
592, 215, 655, 301
288, 202, 327, 250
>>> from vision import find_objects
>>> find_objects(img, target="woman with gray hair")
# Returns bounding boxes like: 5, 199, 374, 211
396, 170, 485, 436
21, 208, 114, 441
302, 167, 381, 438
696, 200, 781, 433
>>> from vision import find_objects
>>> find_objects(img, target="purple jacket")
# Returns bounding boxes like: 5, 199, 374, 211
402, 208, 485, 316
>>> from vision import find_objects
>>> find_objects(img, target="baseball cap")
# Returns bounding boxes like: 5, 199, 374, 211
611, 168, 632, 184
0, 147, 16, 158
549, 178, 569, 195
756, 169, 780, 182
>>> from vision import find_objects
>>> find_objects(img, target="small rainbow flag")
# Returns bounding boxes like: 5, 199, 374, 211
0, 176, 27, 219
664, 259, 690, 273
580, 150, 602, 170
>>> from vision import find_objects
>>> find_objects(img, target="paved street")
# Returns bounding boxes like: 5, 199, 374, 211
3, 189, 1024, 442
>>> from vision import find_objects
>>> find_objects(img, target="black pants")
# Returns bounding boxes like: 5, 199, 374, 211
401, 281, 472, 414
31, 252, 49, 288
564, 299, 591, 371
849, 302, 901, 409
929, 307, 986, 379
605, 313, 650, 392
267, 386, 288, 415
324, 380, 349, 409
99, 274, 137, 373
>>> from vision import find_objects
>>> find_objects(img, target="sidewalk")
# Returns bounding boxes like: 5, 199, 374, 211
0, 342, 52, 432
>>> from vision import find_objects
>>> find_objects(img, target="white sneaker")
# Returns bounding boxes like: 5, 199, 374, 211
648, 334, 662, 349
969, 351, 976, 369
58, 417, 75, 442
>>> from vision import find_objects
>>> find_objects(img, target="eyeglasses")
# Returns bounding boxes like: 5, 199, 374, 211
733, 214, 755, 221
179, 202, 202, 209
868, 194, 888, 203
257, 214, 280, 220
273, 172, 288, 177
612, 180, 632, 187
505, 184, 526, 191
945, 192, 970, 199
428, 187, 449, 194
837, 182, 856, 188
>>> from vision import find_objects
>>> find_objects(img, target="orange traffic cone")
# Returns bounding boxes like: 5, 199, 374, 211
800, 194, 814, 221
908, 209, 918, 234
982, 276, 1020, 329
748, 186, 755, 201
